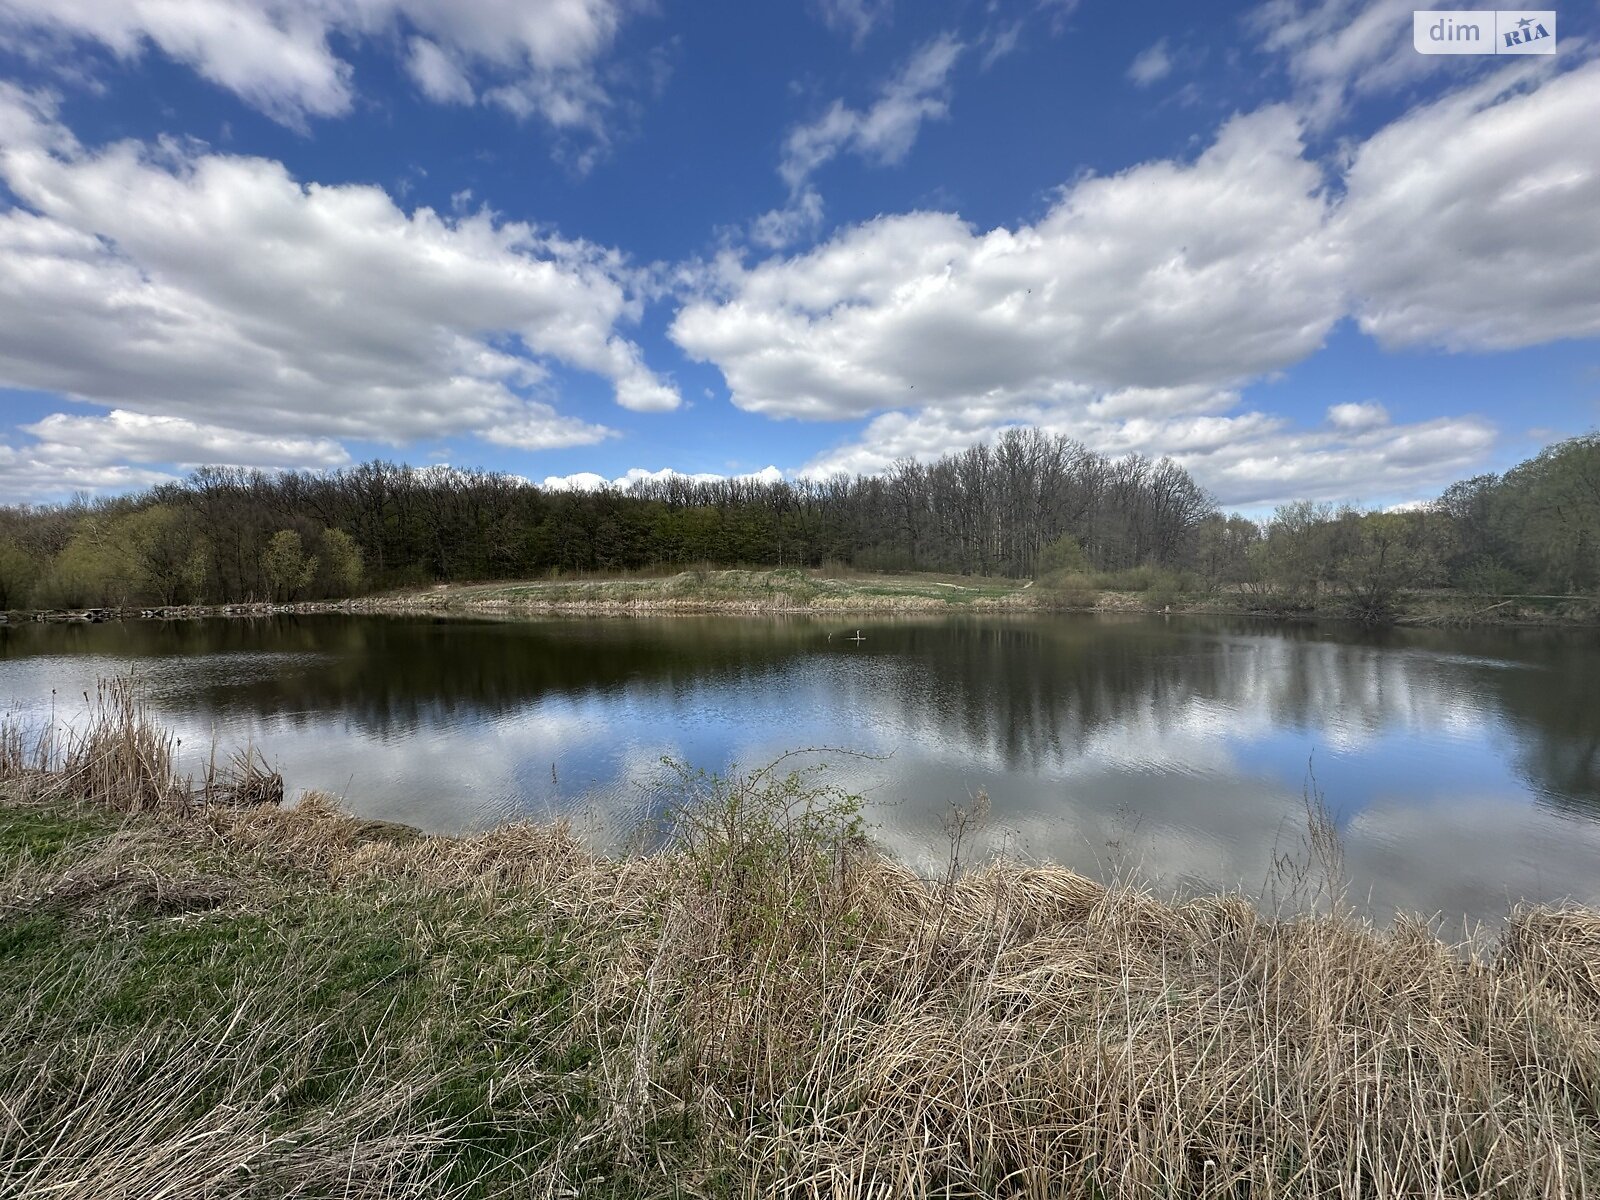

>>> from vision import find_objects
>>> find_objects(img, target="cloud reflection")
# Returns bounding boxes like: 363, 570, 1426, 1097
2, 612, 1595, 925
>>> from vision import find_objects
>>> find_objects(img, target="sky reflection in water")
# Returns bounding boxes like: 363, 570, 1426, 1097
2, 613, 1596, 927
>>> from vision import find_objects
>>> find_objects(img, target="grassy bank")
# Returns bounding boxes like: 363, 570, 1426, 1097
0, 568, 1033, 623
9, 566, 1598, 627
3, 694, 1600, 1196
375, 567, 1037, 615
317, 569, 1600, 626
373, 570, 1600, 628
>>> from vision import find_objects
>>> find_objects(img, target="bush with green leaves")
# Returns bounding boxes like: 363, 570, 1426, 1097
655, 755, 869, 952
263, 530, 318, 602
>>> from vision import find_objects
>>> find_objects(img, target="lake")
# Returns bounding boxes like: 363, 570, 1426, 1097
3, 612, 1597, 925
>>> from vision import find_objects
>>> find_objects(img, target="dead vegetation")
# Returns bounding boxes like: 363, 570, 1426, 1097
3, 677, 283, 812
2, 694, 1599, 1197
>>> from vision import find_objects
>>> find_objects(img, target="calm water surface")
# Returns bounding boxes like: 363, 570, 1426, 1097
3, 613, 1598, 924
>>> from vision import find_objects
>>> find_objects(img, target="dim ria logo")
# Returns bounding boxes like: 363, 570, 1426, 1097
1414, 10, 1556, 54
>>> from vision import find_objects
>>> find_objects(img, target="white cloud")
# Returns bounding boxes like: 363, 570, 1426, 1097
0, 0, 354, 126
0, 451, 176, 498
812, 0, 893, 46
541, 465, 785, 491
1251, 0, 1472, 125
779, 34, 964, 190
0, 409, 353, 497
1336, 58, 1600, 351
680, 106, 1343, 420
1327, 401, 1389, 430
480, 410, 618, 451
798, 394, 1495, 508
676, 57, 1600, 506
1178, 413, 1496, 506
749, 186, 825, 251
0, 86, 679, 497
1128, 39, 1174, 87
978, 21, 1024, 71
539, 471, 612, 492
23, 410, 351, 468
406, 36, 475, 105
0, 0, 644, 136
3, 18, 1591, 511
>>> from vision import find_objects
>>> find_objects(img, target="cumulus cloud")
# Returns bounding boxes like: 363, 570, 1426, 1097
0, 0, 645, 136
779, 35, 964, 190
1327, 401, 1389, 430
1179, 413, 1495, 506
676, 55, 1600, 506
1128, 39, 1174, 87
539, 471, 611, 492
0, 410, 352, 497
1336, 58, 1600, 351
541, 465, 785, 491
749, 186, 826, 251
680, 106, 1343, 420
0, 86, 676, 496
23, 411, 351, 469
0, 450, 176, 498
5, 20, 1593, 510
406, 35, 476, 105
799, 394, 1494, 508
0, 0, 354, 126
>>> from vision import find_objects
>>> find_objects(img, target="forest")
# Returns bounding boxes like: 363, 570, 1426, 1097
1, 427, 1598, 620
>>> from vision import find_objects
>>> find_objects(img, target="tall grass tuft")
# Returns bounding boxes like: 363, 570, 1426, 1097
58, 678, 186, 811
0, 676, 282, 811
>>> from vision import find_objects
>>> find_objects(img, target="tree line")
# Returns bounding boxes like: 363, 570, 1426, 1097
0, 429, 1212, 605
0, 427, 1596, 616
1233, 432, 1600, 618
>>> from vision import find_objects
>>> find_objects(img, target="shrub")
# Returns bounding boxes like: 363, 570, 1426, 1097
1037, 534, 1087, 577
1454, 555, 1526, 598
655, 756, 868, 953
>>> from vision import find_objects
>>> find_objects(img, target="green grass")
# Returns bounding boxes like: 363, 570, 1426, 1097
399, 568, 1600, 627
0, 911, 66, 962
402, 567, 1034, 613
0, 803, 112, 858
0, 797, 628, 1198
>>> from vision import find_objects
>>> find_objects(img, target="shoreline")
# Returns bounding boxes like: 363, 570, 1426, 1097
4, 723, 1599, 1195
5, 566, 1598, 629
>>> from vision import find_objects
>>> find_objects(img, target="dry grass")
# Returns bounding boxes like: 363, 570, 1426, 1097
2, 701, 1599, 1196
3, 677, 283, 813
0, 983, 459, 1200
382, 568, 1037, 616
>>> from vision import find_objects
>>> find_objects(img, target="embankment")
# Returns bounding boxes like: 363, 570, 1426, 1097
9, 568, 1596, 627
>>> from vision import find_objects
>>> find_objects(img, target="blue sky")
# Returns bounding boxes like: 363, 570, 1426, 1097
0, 0, 1596, 511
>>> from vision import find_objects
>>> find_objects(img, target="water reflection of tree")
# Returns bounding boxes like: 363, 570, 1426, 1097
1, 615, 827, 737
1420, 628, 1600, 816
3, 614, 1595, 813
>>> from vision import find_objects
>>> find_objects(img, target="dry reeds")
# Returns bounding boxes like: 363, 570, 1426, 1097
58, 678, 186, 811
0, 964, 463, 1200
201, 744, 286, 807
0, 677, 282, 812
164, 778, 1600, 1197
